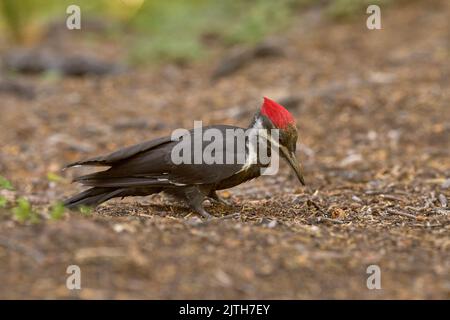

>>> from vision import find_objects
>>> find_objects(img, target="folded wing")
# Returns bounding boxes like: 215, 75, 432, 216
68, 125, 248, 188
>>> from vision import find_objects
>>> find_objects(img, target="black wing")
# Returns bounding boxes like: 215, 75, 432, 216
65, 136, 172, 168
69, 125, 248, 187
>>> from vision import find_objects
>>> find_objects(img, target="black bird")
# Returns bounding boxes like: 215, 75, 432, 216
64, 97, 305, 219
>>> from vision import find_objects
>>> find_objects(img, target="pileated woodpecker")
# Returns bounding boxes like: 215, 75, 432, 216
64, 97, 305, 219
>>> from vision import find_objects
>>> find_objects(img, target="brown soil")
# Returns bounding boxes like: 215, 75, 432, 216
0, 1, 449, 299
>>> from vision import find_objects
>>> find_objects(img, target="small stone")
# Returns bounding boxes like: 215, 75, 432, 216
113, 224, 125, 233
339, 153, 363, 167
267, 220, 278, 228
438, 194, 447, 208
215, 269, 233, 287
112, 223, 136, 233
329, 207, 347, 219
185, 216, 203, 226
441, 179, 450, 189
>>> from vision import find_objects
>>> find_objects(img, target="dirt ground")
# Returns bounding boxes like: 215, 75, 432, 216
0, 1, 449, 299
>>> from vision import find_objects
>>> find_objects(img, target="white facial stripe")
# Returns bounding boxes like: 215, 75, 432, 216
239, 121, 281, 172
252, 118, 281, 150
241, 138, 258, 171
258, 128, 281, 150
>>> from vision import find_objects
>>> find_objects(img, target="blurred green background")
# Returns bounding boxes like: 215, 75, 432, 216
0, 0, 389, 64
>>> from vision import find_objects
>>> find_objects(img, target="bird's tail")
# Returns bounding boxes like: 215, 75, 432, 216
63, 187, 126, 209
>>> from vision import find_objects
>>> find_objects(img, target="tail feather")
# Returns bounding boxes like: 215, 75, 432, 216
63, 187, 125, 209
63, 187, 162, 209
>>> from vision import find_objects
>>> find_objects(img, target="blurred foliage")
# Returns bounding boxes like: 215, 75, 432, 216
0, 0, 394, 62
129, 0, 295, 63
47, 172, 64, 183
79, 205, 93, 216
0, 196, 7, 208
0, 176, 13, 190
326, 0, 391, 20
0, 0, 37, 42
0, 176, 12, 209
12, 197, 39, 224
49, 202, 65, 220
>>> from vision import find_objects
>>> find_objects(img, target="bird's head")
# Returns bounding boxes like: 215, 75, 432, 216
253, 97, 305, 185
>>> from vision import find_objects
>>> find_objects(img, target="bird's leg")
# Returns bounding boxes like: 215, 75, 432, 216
208, 191, 232, 206
184, 187, 213, 220
208, 191, 240, 220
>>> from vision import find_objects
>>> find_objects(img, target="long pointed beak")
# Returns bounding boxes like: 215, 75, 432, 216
280, 146, 305, 186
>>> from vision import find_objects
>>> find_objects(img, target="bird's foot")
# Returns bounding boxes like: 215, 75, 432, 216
208, 192, 233, 207
199, 211, 214, 220
185, 188, 236, 220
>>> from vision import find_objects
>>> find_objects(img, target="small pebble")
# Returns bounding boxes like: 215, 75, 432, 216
185, 216, 203, 226
267, 220, 278, 228
438, 194, 447, 208
441, 179, 450, 189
